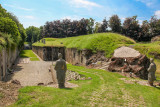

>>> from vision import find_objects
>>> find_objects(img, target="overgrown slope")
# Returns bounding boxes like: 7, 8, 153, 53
33, 33, 135, 57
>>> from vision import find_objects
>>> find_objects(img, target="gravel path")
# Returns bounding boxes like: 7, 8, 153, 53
8, 58, 78, 88
10, 60, 54, 86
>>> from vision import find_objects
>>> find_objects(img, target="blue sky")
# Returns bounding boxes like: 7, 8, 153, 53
1, 0, 160, 28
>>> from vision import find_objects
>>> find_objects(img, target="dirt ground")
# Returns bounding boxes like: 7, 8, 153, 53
0, 81, 21, 106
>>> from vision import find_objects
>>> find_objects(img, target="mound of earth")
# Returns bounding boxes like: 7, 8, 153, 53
108, 46, 150, 79
0, 81, 21, 106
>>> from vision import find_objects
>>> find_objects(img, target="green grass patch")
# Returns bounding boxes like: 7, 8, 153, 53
24, 42, 30, 45
134, 41, 160, 59
20, 50, 40, 61
13, 64, 160, 107
30, 57, 40, 61
33, 33, 135, 57
0, 93, 4, 99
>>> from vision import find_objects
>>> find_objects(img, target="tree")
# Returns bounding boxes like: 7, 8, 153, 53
100, 18, 108, 32
139, 20, 151, 41
0, 17, 21, 43
42, 18, 89, 38
39, 26, 44, 40
109, 15, 121, 33
87, 18, 94, 34
149, 16, 160, 37
122, 16, 140, 40
26, 26, 40, 43
0, 4, 9, 17
8, 12, 27, 43
94, 22, 101, 33
0, 4, 26, 49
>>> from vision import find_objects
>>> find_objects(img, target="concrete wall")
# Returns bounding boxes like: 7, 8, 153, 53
32, 46, 93, 66
0, 48, 19, 81
65, 48, 92, 66
32, 46, 65, 61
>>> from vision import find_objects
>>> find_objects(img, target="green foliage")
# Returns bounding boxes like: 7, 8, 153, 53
20, 50, 40, 61
150, 16, 160, 37
0, 17, 21, 43
0, 92, 4, 99
122, 16, 140, 41
33, 33, 135, 57
134, 41, 160, 59
93, 18, 108, 33
0, 5, 26, 49
0, 4, 9, 17
26, 26, 40, 43
13, 64, 160, 106
87, 18, 95, 34
43, 18, 89, 38
0, 32, 16, 51
109, 14, 121, 33
140, 20, 151, 41
98, 18, 108, 33
94, 22, 101, 33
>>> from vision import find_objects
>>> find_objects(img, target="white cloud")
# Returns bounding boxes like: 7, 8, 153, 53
135, 0, 156, 7
19, 15, 36, 20
24, 16, 36, 20
120, 17, 126, 21
68, 0, 102, 9
155, 10, 160, 18
4, 4, 33, 11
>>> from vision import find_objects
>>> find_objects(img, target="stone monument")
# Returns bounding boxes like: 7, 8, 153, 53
54, 53, 67, 88
148, 58, 156, 86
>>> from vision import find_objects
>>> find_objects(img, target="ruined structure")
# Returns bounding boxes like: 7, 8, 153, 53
33, 46, 150, 79
108, 46, 150, 79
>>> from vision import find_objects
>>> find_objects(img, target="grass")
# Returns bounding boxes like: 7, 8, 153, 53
134, 41, 160, 78
33, 33, 135, 57
24, 42, 30, 45
12, 64, 160, 107
20, 50, 39, 61
0, 93, 4, 99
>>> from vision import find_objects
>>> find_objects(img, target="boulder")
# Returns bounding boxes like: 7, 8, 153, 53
108, 46, 150, 79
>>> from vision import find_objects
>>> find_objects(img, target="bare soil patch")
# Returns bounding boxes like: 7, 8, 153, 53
0, 81, 21, 106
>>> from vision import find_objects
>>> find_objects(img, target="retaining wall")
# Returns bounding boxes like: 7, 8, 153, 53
65, 48, 92, 66
32, 46, 93, 66
32, 46, 65, 61
0, 48, 19, 81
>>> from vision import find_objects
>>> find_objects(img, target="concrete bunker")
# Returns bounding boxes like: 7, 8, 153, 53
32, 46, 150, 79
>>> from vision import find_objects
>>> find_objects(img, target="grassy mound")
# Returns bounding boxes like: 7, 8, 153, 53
13, 64, 160, 106
33, 33, 135, 57
134, 41, 160, 59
